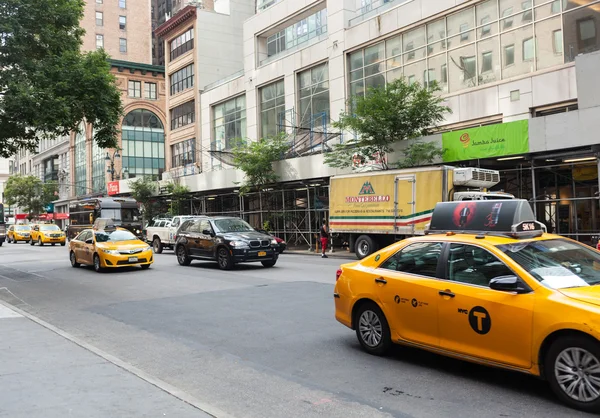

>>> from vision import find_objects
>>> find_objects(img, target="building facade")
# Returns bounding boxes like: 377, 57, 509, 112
82, 0, 153, 64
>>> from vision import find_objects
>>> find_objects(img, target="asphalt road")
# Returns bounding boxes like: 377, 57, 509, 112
0, 243, 593, 418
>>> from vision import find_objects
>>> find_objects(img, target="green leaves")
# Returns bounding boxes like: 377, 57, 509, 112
327, 78, 451, 170
231, 135, 289, 194
0, 0, 123, 157
128, 176, 158, 221
3, 175, 58, 215
396, 142, 445, 169
165, 183, 190, 216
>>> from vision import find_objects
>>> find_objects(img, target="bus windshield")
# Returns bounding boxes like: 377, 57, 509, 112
100, 208, 140, 222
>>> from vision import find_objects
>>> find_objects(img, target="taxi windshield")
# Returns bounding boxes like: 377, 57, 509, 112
498, 239, 600, 289
214, 219, 253, 233
15, 225, 30, 231
40, 225, 60, 231
95, 230, 137, 243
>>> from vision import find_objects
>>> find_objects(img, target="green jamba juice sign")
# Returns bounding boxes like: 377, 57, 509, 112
442, 120, 529, 162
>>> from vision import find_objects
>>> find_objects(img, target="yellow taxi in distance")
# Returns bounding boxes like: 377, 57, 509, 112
334, 199, 600, 413
30, 223, 66, 246
7, 225, 31, 243
69, 224, 153, 272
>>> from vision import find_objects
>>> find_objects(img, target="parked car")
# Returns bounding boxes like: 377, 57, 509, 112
255, 229, 286, 253
175, 217, 278, 270
146, 216, 205, 253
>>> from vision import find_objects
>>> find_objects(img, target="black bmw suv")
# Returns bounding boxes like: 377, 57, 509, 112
175, 216, 279, 270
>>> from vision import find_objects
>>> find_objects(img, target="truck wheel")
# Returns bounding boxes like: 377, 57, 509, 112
355, 235, 378, 259
152, 237, 163, 254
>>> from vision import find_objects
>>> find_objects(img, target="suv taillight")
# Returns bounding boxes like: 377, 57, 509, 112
336, 269, 342, 281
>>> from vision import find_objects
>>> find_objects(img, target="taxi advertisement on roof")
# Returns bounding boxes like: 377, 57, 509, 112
329, 169, 447, 234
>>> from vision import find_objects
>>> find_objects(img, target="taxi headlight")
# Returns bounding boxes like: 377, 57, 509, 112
101, 249, 120, 255
143, 246, 151, 252
230, 241, 249, 248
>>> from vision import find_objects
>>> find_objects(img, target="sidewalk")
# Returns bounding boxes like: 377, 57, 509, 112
0, 303, 212, 418
284, 248, 356, 259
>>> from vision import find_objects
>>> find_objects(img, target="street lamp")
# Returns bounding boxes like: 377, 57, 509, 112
105, 149, 124, 181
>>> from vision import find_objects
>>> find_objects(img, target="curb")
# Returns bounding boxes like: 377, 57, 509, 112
0, 299, 234, 418
284, 250, 356, 260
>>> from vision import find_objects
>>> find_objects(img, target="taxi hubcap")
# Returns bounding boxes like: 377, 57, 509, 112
555, 347, 600, 402
359, 310, 382, 347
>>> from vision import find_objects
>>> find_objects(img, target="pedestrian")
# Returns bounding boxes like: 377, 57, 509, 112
320, 220, 329, 258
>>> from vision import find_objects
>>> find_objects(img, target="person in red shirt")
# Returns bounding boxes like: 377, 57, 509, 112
320, 220, 329, 258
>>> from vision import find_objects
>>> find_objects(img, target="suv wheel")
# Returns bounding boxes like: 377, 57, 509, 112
152, 238, 163, 254
176, 245, 191, 266
261, 260, 277, 268
217, 247, 233, 270
546, 335, 600, 412
355, 302, 392, 356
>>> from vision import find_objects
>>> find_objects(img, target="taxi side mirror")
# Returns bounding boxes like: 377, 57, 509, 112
490, 275, 522, 293
85, 238, 94, 245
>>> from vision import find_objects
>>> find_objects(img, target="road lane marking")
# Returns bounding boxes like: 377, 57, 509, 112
0, 303, 22, 319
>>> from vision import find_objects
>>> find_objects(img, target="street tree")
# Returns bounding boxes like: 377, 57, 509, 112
325, 78, 450, 170
129, 176, 158, 223
396, 141, 445, 169
165, 183, 190, 216
3, 175, 58, 216
231, 134, 289, 194
0, 0, 123, 157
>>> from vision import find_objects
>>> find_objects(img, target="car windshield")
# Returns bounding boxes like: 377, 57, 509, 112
15, 225, 30, 231
95, 230, 138, 243
498, 239, 600, 289
40, 225, 60, 231
214, 218, 254, 233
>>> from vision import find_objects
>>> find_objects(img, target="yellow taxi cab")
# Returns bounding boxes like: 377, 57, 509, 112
30, 223, 66, 246
68, 219, 153, 272
7, 224, 32, 243
334, 199, 600, 413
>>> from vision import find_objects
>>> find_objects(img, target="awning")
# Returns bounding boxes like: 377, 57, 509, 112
54, 213, 69, 220
15, 214, 28, 220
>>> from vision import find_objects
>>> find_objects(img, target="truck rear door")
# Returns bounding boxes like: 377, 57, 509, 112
394, 175, 416, 235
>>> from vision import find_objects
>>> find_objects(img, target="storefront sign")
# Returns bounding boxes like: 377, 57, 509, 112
107, 181, 120, 196
442, 120, 529, 162
54, 213, 70, 220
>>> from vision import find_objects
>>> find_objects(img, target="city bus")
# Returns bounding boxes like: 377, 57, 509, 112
67, 197, 143, 240
0, 202, 5, 246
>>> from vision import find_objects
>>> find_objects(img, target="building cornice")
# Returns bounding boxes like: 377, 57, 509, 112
108, 59, 165, 75
155, 5, 197, 38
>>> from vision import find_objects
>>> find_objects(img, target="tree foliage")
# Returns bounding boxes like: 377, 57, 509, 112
0, 0, 123, 157
231, 135, 289, 194
325, 78, 450, 170
3, 175, 58, 216
396, 142, 445, 169
128, 176, 158, 222
165, 183, 190, 216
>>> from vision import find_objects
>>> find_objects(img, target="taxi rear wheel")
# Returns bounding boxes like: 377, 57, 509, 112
546, 335, 600, 412
355, 302, 391, 356
30, 239, 34, 246
38, 238, 43, 246
70, 251, 80, 268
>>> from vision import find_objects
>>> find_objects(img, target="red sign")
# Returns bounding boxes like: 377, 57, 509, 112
108, 181, 120, 196
39, 214, 53, 220
55, 213, 70, 220
15, 214, 27, 220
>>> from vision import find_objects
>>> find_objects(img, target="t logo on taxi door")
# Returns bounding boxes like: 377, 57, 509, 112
468, 306, 491, 335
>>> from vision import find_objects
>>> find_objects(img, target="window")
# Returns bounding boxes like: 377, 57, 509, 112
119, 38, 127, 53
96, 0, 102, 3
462, 56, 476, 81
523, 37, 534, 60
267, 30, 286, 57
447, 244, 513, 287
502, 7, 513, 29
481, 51, 493, 72
92, 137, 106, 193
578, 18, 597, 50
170, 100, 195, 130
441, 64, 448, 83
551, 0, 561, 14
145, 82, 157, 100
481, 16, 491, 36
74, 123, 87, 197
96, 11, 103, 26
128, 80, 141, 98
96, 34, 104, 49
259, 80, 285, 138
460, 23, 470, 41
171, 138, 195, 168
119, 16, 126, 30
379, 242, 443, 278
424, 69, 436, 87
119, 0, 126, 8
121, 109, 165, 180
504, 44, 515, 66
169, 64, 194, 95
297, 63, 329, 129
405, 41, 415, 60
170, 27, 194, 61
553, 29, 563, 54
213, 95, 246, 153
522, 1, 532, 22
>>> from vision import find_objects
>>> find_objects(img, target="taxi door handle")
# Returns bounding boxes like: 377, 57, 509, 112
375, 277, 387, 285
439, 290, 455, 298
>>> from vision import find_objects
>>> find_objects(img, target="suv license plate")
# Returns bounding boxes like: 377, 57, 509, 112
128, 257, 138, 263
258, 251, 266, 257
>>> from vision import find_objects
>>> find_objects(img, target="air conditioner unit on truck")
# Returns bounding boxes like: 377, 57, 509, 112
329, 166, 515, 259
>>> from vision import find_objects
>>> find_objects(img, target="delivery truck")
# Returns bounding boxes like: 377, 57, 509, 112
329, 166, 514, 259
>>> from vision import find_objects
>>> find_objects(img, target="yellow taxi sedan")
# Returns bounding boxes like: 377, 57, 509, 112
69, 226, 153, 272
30, 223, 66, 246
7, 225, 32, 243
334, 199, 600, 413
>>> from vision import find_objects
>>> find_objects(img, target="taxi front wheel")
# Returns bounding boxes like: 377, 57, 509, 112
546, 335, 600, 412
355, 302, 391, 356
93, 254, 103, 273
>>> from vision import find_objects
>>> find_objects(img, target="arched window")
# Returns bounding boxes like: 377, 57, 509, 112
121, 109, 165, 180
